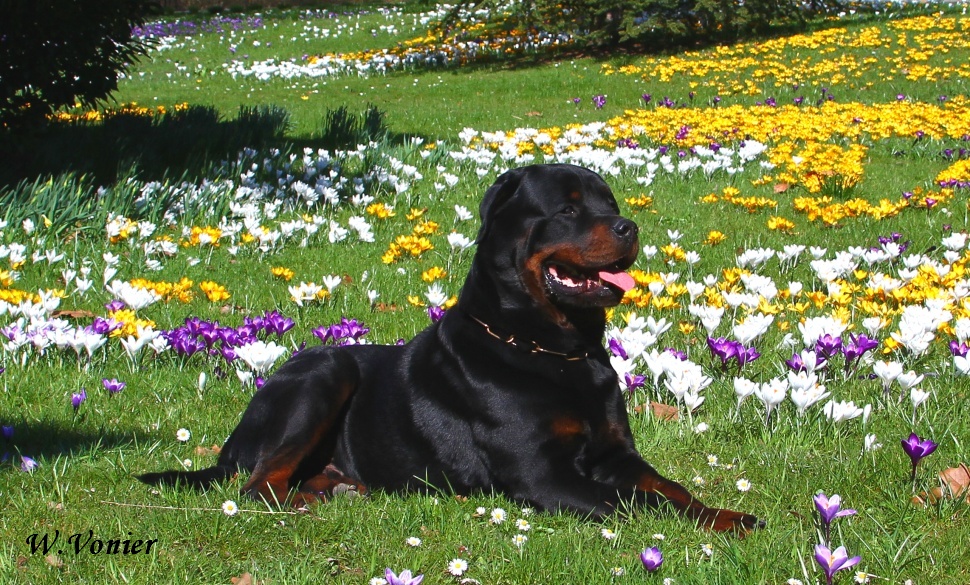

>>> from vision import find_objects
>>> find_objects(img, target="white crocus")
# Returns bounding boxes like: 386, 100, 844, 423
234, 340, 288, 375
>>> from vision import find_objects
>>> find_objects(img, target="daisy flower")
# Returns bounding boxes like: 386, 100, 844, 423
489, 508, 506, 524
447, 558, 468, 576
176, 428, 191, 442
221, 500, 239, 516
601, 528, 618, 540
512, 534, 528, 548
405, 536, 421, 547
515, 518, 531, 531
736, 478, 752, 492
610, 567, 625, 576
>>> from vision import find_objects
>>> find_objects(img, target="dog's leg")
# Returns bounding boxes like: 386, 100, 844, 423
229, 349, 360, 507
634, 469, 763, 533
297, 463, 367, 501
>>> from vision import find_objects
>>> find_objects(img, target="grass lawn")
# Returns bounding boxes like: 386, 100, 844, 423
2, 2, 970, 583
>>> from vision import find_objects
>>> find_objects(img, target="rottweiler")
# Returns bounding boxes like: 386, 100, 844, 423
139, 163, 762, 532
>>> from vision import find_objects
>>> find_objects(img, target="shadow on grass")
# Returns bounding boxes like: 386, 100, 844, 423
428, 6, 920, 78
0, 104, 289, 188
0, 103, 409, 189
2, 418, 150, 464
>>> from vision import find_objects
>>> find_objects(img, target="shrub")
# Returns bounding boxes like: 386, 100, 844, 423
0, 0, 152, 126
453, 0, 846, 48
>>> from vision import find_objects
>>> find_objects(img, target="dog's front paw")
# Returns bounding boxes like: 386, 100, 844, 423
701, 507, 765, 535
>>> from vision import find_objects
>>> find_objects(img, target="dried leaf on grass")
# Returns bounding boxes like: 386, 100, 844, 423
194, 444, 222, 456
633, 401, 679, 421
912, 463, 970, 506
51, 309, 96, 319
231, 573, 257, 585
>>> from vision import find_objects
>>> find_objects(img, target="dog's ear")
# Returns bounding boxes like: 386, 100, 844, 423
477, 167, 526, 244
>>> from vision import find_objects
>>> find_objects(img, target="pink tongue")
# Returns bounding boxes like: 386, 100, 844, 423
598, 270, 636, 292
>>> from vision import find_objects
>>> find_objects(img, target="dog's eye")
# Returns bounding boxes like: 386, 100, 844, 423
560, 205, 578, 216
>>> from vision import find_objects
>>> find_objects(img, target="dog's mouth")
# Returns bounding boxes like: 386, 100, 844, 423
544, 262, 636, 297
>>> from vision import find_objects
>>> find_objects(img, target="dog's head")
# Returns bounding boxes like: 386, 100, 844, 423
473, 164, 639, 318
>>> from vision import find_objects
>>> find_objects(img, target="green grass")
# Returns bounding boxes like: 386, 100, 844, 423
2, 2, 970, 584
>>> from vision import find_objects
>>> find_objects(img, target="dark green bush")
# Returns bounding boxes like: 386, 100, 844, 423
0, 0, 152, 126
453, 0, 845, 48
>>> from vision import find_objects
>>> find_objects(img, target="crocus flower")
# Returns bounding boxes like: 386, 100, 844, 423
737, 344, 761, 367
901, 432, 937, 482
608, 338, 628, 360
2, 424, 13, 440
427, 305, 445, 323
814, 493, 856, 525
384, 568, 424, 585
21, 455, 39, 472
949, 340, 970, 357
842, 333, 878, 371
71, 388, 87, 412
707, 336, 740, 369
815, 334, 843, 359
640, 546, 663, 572
814, 492, 856, 545
102, 378, 126, 395
814, 544, 861, 585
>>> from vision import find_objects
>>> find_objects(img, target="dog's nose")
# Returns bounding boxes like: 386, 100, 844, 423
612, 218, 639, 239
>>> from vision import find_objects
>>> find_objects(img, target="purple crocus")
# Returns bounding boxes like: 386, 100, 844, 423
624, 373, 646, 393
901, 432, 937, 482
608, 338, 628, 360
263, 311, 295, 336
814, 544, 861, 585
707, 336, 739, 367
105, 299, 126, 312
1, 424, 13, 440
21, 455, 39, 472
384, 568, 424, 585
814, 492, 856, 545
815, 334, 843, 359
427, 305, 445, 323
949, 340, 970, 357
843, 333, 878, 371
313, 317, 370, 346
102, 378, 126, 395
640, 546, 663, 572
592, 94, 607, 109
665, 347, 688, 361
71, 388, 87, 412
707, 337, 758, 371
737, 344, 761, 366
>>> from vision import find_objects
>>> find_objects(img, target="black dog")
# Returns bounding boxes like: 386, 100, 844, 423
140, 163, 761, 532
